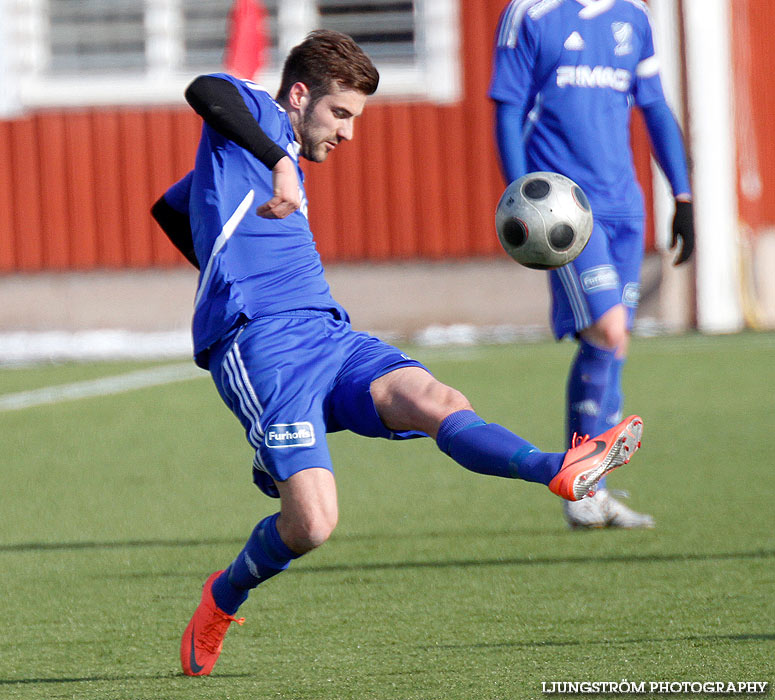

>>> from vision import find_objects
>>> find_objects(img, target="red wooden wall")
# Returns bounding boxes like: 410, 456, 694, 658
3, 1, 766, 272
731, 0, 775, 233
0, 108, 203, 271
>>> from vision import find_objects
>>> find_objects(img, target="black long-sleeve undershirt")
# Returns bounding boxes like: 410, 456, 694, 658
184, 75, 288, 169
153, 75, 292, 267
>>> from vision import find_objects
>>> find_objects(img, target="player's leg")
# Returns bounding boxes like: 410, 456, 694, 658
181, 468, 335, 676
206, 467, 335, 617
569, 304, 629, 442
594, 220, 643, 437
369, 365, 641, 498
567, 320, 652, 528
369, 366, 562, 483
328, 324, 642, 500
552, 219, 652, 527
181, 314, 341, 675
212, 468, 337, 611
327, 330, 562, 484
590, 222, 654, 528
552, 221, 627, 525
551, 218, 629, 447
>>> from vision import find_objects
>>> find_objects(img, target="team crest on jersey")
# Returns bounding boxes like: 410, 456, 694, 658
622, 282, 640, 307
266, 422, 316, 448
612, 22, 633, 55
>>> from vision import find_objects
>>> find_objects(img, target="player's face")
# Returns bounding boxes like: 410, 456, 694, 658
297, 86, 367, 163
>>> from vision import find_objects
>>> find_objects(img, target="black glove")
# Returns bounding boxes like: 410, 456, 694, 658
671, 199, 694, 266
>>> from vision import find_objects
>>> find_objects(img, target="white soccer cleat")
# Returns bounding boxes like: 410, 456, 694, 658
563, 492, 606, 529
564, 489, 655, 530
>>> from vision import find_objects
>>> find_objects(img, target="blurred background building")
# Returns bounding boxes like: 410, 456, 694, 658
0, 0, 773, 359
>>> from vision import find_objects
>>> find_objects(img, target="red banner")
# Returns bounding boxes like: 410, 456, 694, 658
224, 0, 269, 79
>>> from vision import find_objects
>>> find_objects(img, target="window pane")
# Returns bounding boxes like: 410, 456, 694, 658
48, 0, 146, 73
318, 0, 416, 64
182, 0, 284, 73
15, 0, 460, 107
181, 0, 230, 70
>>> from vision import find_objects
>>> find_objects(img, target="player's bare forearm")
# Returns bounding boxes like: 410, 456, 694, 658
256, 156, 302, 219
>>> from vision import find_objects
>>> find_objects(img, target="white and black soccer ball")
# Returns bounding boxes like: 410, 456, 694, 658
495, 171, 593, 270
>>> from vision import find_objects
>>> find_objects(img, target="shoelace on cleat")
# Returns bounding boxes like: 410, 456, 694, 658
198, 609, 245, 654
570, 432, 591, 449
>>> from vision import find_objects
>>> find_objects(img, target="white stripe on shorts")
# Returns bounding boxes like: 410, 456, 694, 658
557, 264, 592, 330
223, 341, 264, 445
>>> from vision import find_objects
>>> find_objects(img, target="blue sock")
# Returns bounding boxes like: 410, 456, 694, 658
597, 356, 626, 490
436, 409, 564, 485
566, 339, 617, 445
600, 356, 626, 431
211, 513, 300, 615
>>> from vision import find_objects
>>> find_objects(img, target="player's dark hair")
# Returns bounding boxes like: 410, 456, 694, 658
277, 30, 379, 106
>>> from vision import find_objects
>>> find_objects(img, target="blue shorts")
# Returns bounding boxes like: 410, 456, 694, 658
206, 311, 429, 497
549, 217, 644, 339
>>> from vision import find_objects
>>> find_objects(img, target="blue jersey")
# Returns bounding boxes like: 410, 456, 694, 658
489, 0, 666, 219
186, 73, 346, 364
164, 170, 193, 213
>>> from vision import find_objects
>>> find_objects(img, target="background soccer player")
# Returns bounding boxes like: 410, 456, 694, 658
154, 30, 644, 677
490, 0, 694, 529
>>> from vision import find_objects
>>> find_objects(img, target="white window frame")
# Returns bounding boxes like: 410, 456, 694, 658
5, 0, 461, 109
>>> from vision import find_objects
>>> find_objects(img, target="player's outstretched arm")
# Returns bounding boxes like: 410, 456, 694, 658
494, 101, 529, 185
641, 101, 694, 265
185, 75, 301, 219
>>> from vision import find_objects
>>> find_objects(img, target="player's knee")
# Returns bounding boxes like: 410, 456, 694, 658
598, 326, 627, 351
282, 509, 338, 553
437, 385, 472, 414
585, 307, 629, 352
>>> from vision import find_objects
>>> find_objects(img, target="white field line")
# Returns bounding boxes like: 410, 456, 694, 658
0, 363, 205, 412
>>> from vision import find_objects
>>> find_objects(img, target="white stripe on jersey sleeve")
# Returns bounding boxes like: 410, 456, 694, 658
496, 0, 543, 48
636, 54, 660, 78
577, 0, 615, 19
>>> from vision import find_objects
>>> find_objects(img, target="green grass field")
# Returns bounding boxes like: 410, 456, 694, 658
2, 333, 773, 700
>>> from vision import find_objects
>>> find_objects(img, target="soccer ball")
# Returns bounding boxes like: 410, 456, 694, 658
495, 171, 593, 270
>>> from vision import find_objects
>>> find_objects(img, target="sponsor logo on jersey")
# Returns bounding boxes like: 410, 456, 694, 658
580, 265, 620, 293
612, 22, 633, 56
623, 282, 640, 307
266, 422, 315, 448
564, 31, 585, 51
556, 65, 632, 92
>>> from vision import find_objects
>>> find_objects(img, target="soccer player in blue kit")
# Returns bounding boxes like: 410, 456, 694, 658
489, 0, 694, 529
152, 30, 645, 676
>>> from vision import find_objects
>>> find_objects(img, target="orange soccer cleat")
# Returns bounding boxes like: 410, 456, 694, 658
549, 415, 643, 502
180, 570, 245, 676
